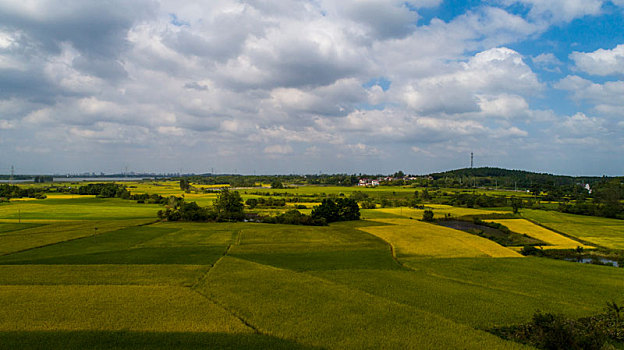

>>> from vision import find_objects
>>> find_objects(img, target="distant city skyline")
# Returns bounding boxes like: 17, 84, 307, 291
1, 1, 623, 176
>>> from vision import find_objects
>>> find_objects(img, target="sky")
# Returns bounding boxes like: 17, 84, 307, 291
0, 0, 623, 176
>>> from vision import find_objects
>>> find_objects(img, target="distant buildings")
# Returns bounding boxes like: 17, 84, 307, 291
358, 179, 379, 187
358, 175, 420, 187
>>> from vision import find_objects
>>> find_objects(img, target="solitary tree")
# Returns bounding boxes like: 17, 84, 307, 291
511, 197, 522, 214
179, 179, 190, 191
271, 180, 284, 189
213, 187, 244, 221
422, 210, 434, 222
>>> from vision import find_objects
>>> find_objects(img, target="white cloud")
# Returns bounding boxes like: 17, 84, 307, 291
532, 53, 563, 72
570, 44, 624, 76
478, 94, 530, 119
560, 113, 606, 134
0, 119, 16, 129
399, 47, 541, 114
555, 76, 624, 115
533, 53, 562, 66
0, 0, 618, 174
264, 144, 294, 155
501, 0, 604, 23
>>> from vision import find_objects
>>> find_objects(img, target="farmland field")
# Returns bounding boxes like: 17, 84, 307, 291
0, 184, 622, 349
360, 218, 521, 259
522, 209, 624, 249
489, 219, 592, 249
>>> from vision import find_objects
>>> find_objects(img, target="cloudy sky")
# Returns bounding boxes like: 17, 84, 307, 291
1, 0, 623, 175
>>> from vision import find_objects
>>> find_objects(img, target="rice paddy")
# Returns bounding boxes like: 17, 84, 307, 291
0, 182, 622, 349
376, 204, 506, 219
521, 209, 624, 249
489, 219, 592, 249
360, 218, 521, 259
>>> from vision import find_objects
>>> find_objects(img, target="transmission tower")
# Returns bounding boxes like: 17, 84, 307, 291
470, 153, 474, 169
9, 165, 14, 184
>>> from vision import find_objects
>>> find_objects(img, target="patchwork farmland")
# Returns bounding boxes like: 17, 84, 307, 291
0, 181, 623, 349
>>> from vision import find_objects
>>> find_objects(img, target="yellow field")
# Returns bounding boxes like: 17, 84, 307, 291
377, 205, 506, 219
44, 194, 96, 200
360, 219, 521, 259
490, 219, 592, 249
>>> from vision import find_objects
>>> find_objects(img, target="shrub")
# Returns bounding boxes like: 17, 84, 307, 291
422, 210, 434, 222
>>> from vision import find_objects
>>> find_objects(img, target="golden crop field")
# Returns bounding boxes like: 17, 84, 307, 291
490, 219, 592, 249
377, 205, 506, 219
360, 219, 521, 259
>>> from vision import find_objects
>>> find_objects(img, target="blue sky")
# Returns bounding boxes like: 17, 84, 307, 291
0, 0, 623, 175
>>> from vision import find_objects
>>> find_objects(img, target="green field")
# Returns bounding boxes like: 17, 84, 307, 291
0, 185, 622, 349
521, 209, 624, 249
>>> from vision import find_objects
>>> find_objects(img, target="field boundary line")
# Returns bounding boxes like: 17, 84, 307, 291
235, 229, 242, 246
189, 257, 262, 334
352, 226, 407, 270
521, 217, 603, 249
0, 220, 160, 257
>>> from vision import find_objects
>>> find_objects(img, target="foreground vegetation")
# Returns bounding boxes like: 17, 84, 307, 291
0, 177, 622, 349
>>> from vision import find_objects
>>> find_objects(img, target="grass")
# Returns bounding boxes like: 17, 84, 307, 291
312, 256, 624, 329
490, 219, 592, 249
0, 219, 154, 256
136, 222, 240, 247
0, 331, 321, 350
231, 247, 402, 271
0, 222, 46, 234
198, 256, 529, 349
0, 285, 252, 333
0, 197, 161, 220
522, 209, 624, 249
0, 264, 208, 286
377, 205, 507, 219
360, 218, 521, 259
2, 184, 623, 349
0, 225, 228, 265
227, 220, 401, 271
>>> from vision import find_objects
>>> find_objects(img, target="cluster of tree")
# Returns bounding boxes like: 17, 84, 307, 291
261, 209, 327, 226
490, 307, 623, 350
0, 184, 46, 199
311, 198, 360, 223
430, 167, 604, 190
422, 210, 435, 222
270, 180, 284, 189
77, 183, 130, 198
558, 202, 624, 219
179, 179, 191, 191
520, 245, 623, 267
176, 175, 305, 188
557, 180, 623, 219
131, 193, 182, 205
158, 201, 214, 222
448, 193, 509, 208
245, 197, 286, 209
158, 188, 244, 222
